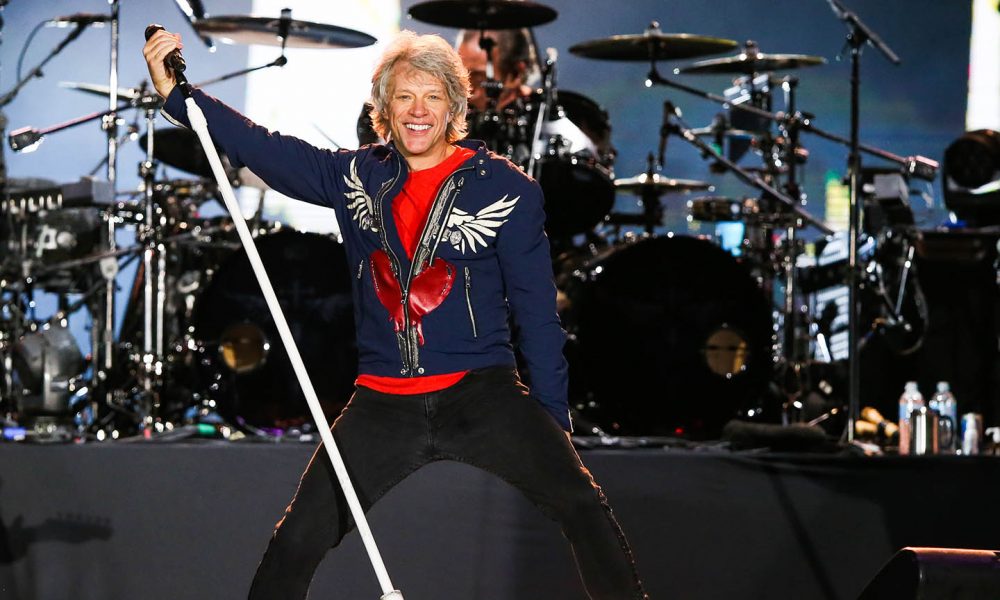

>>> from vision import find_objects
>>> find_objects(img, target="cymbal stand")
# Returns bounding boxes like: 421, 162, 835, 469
477, 32, 503, 108
137, 84, 166, 426
0, 1, 8, 416
824, 0, 900, 442
97, 0, 122, 426
0, 0, 6, 195
527, 42, 557, 178
775, 75, 808, 421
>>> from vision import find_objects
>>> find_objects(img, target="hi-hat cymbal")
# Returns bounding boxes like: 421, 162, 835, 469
408, 0, 557, 29
614, 172, 714, 195
60, 81, 140, 103
570, 25, 737, 62
193, 15, 377, 49
676, 52, 826, 75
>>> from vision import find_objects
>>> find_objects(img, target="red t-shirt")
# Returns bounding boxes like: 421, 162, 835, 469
356, 147, 475, 395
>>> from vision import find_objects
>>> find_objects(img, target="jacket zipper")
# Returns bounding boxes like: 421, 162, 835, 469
374, 159, 411, 374
356, 259, 364, 280
463, 266, 477, 339
397, 161, 474, 374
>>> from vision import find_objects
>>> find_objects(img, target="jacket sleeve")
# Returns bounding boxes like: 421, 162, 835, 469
161, 86, 356, 209
495, 176, 571, 431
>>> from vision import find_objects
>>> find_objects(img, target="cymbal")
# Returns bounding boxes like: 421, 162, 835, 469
60, 81, 140, 103
408, 0, 557, 29
193, 15, 377, 49
614, 172, 714, 195
676, 52, 826, 75
570, 26, 737, 62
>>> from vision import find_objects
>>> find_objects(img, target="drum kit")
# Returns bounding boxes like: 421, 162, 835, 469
0, 0, 937, 442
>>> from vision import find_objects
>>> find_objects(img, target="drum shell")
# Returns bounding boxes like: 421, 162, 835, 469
562, 235, 772, 438
190, 230, 358, 430
466, 89, 616, 238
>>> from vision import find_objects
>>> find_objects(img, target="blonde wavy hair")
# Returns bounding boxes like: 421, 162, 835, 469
369, 31, 471, 143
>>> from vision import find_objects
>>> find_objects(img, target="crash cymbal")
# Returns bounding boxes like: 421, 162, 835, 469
676, 52, 826, 75
408, 0, 557, 29
570, 24, 737, 62
614, 172, 714, 195
60, 81, 140, 103
193, 15, 377, 49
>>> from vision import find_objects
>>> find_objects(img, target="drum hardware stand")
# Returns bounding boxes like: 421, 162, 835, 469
0, 0, 8, 415
135, 84, 168, 427
653, 91, 831, 236
824, 0, 900, 442
653, 72, 834, 424
646, 61, 939, 431
191, 55, 289, 89
638, 151, 667, 234
644, 67, 935, 181
774, 74, 811, 422
527, 46, 557, 179
94, 0, 122, 423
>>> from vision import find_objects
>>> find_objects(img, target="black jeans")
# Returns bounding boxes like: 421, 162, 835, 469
249, 366, 647, 599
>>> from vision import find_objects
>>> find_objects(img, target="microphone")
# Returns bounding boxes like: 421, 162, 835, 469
657, 101, 679, 169
46, 13, 111, 26
9, 127, 44, 153
711, 112, 726, 151
145, 24, 187, 74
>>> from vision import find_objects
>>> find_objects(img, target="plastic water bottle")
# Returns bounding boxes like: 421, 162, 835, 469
898, 381, 925, 455
928, 382, 958, 453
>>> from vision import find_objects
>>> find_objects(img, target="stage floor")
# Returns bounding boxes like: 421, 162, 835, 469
1, 442, 998, 599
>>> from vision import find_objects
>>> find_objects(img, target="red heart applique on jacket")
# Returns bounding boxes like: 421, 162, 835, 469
370, 249, 455, 345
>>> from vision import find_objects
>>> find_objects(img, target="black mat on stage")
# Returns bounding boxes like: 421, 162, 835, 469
0, 444, 998, 599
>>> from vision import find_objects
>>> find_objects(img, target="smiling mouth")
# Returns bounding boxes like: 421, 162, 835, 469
405, 124, 432, 131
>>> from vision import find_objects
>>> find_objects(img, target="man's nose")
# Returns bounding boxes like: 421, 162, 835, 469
410, 98, 427, 115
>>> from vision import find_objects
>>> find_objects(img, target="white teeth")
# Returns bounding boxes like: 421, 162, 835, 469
405, 124, 431, 131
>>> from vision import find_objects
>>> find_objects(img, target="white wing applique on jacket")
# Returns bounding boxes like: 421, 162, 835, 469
343, 157, 378, 233
445, 194, 519, 254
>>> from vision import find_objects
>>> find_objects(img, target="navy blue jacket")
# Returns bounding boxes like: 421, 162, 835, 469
163, 88, 571, 430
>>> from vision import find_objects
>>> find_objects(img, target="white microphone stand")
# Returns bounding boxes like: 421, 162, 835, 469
179, 81, 403, 600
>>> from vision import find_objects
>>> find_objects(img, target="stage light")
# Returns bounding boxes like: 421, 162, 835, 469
12, 325, 85, 415
943, 129, 1000, 226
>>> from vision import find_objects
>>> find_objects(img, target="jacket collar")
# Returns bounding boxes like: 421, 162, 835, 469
383, 139, 491, 178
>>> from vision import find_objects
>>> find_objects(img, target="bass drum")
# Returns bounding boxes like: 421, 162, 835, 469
563, 236, 772, 439
191, 230, 358, 431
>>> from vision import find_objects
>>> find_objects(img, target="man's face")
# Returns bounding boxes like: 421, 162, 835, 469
387, 63, 452, 169
457, 38, 500, 111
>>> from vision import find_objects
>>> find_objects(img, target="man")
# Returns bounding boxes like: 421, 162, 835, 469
455, 28, 538, 112
358, 28, 535, 146
144, 29, 646, 599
